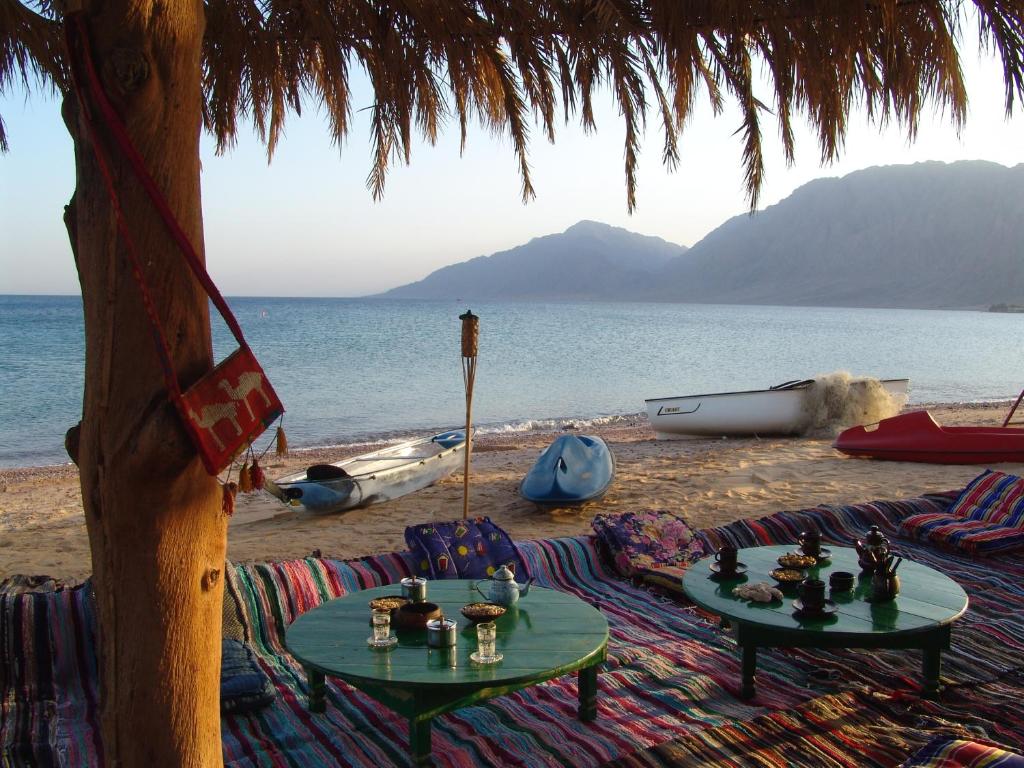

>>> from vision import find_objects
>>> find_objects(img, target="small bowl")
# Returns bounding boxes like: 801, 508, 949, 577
829, 571, 856, 592
770, 567, 806, 585
368, 595, 411, 613
778, 553, 817, 569
461, 602, 508, 623
393, 601, 442, 630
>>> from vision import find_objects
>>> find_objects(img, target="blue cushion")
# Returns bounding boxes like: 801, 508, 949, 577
221, 638, 274, 714
405, 516, 530, 580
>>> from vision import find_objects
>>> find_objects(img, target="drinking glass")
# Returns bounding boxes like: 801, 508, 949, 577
472, 621, 502, 664
370, 609, 393, 646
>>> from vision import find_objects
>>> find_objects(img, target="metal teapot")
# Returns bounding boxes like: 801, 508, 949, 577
856, 525, 891, 573
474, 564, 533, 606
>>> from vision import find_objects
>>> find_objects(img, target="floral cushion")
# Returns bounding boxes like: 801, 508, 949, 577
405, 516, 530, 580
591, 510, 705, 579
948, 470, 1024, 527
901, 735, 1024, 767
899, 512, 1024, 557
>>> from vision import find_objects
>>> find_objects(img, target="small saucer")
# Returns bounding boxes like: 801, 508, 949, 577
367, 636, 398, 649
709, 562, 748, 578
792, 598, 838, 618
470, 651, 503, 664
814, 547, 832, 562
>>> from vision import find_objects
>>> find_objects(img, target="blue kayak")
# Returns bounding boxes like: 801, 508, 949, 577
520, 434, 615, 505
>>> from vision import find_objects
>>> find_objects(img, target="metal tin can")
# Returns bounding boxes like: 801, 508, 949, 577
425, 617, 457, 648
401, 577, 428, 602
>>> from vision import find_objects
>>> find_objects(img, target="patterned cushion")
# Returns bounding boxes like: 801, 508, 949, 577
404, 516, 530, 580
901, 735, 1024, 767
949, 470, 1024, 526
899, 512, 1024, 557
221, 639, 274, 714
591, 510, 705, 578
637, 564, 689, 598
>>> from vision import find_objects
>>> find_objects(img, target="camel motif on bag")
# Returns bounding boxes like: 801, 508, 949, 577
187, 401, 242, 451
217, 371, 272, 419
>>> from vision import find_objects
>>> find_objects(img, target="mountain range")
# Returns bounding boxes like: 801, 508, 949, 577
380, 161, 1024, 309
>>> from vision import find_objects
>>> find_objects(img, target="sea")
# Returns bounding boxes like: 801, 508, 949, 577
1, 294, 1022, 469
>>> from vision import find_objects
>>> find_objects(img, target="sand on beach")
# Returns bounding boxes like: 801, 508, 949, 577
2, 402, 1021, 582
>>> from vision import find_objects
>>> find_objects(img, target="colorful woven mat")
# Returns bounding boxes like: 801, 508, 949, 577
3, 492, 1023, 766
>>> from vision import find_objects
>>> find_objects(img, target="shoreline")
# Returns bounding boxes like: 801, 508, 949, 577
0, 398, 1011, 476
2, 400, 1020, 583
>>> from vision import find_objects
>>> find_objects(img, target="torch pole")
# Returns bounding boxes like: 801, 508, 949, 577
460, 310, 478, 520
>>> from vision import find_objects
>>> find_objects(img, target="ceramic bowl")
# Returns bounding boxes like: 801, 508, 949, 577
461, 602, 507, 622
778, 553, 817, 569
829, 571, 856, 591
770, 567, 806, 585
393, 601, 442, 630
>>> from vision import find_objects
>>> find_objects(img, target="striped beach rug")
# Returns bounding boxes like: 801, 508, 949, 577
3, 492, 1024, 767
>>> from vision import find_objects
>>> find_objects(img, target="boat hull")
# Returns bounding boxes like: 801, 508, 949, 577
268, 430, 466, 514
520, 434, 615, 505
834, 410, 1024, 464
645, 378, 908, 439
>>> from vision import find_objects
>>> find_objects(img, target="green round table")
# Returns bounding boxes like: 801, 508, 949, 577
682, 545, 968, 699
286, 580, 608, 767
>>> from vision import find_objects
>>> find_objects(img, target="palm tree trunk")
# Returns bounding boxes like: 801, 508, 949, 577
63, 0, 226, 763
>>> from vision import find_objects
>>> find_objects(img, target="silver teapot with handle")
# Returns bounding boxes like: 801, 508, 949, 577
473, 564, 533, 606
855, 525, 891, 574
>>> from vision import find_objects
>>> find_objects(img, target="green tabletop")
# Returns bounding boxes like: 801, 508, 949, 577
682, 545, 968, 699
286, 580, 608, 766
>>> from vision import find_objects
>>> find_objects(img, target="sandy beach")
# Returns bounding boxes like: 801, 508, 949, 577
1, 402, 1020, 582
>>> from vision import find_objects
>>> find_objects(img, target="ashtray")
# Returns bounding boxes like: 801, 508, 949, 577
470, 651, 503, 664
792, 598, 838, 618
770, 567, 806, 585
709, 562, 748, 578
778, 553, 816, 569
461, 602, 507, 622
393, 601, 442, 630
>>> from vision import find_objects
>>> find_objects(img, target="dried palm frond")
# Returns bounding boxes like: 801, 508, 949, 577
4, 0, 1024, 209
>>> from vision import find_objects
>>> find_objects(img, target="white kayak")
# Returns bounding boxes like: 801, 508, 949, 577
266, 430, 467, 514
645, 378, 909, 439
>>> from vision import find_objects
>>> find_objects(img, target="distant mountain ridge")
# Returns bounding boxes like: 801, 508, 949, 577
380, 161, 1024, 309
381, 220, 685, 301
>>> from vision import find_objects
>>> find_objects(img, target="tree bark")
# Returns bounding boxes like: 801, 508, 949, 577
64, 0, 226, 764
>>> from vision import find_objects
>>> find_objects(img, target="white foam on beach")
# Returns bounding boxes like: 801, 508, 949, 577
801, 371, 908, 436
474, 412, 647, 437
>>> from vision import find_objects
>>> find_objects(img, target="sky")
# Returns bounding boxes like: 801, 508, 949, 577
2, 32, 1024, 297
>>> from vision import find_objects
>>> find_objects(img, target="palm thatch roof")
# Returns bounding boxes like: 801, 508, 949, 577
3, 0, 1024, 209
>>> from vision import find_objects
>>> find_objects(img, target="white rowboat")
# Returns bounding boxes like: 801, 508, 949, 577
266, 430, 466, 514
645, 378, 909, 439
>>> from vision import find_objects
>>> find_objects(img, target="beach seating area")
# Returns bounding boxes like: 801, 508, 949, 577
3, 490, 1024, 766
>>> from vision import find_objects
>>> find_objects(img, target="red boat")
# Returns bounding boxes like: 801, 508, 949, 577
834, 399, 1024, 465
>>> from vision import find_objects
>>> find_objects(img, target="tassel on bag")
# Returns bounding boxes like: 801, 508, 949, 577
222, 482, 238, 516
238, 462, 252, 493
276, 425, 288, 456
250, 458, 265, 491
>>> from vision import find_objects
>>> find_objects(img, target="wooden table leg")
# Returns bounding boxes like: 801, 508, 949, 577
307, 668, 326, 713
578, 665, 598, 721
740, 643, 757, 700
922, 646, 942, 700
410, 715, 433, 767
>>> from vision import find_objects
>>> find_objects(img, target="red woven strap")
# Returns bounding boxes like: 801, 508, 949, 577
64, 14, 250, 395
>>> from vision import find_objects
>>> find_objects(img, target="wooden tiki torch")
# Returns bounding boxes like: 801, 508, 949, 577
460, 310, 478, 519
